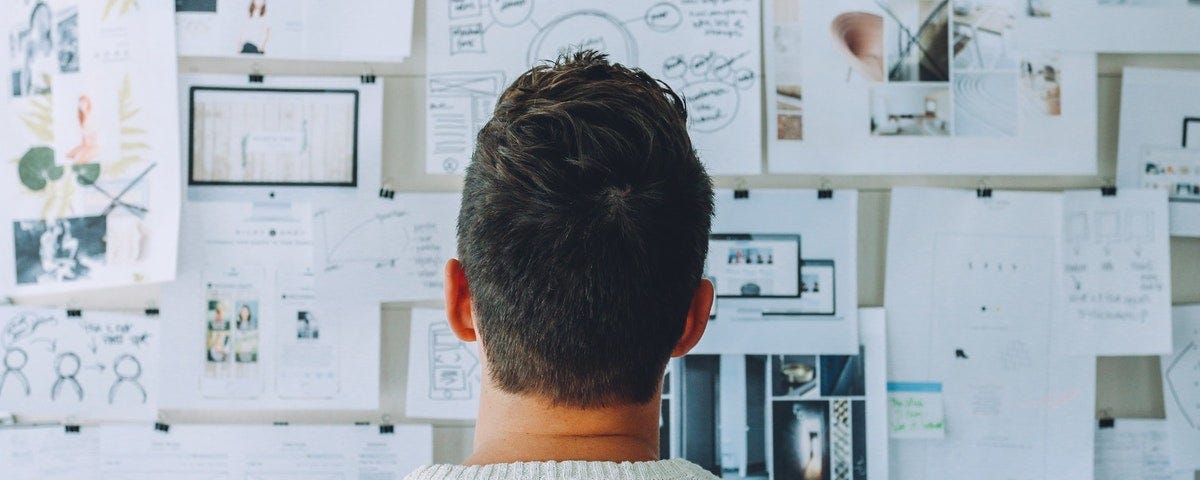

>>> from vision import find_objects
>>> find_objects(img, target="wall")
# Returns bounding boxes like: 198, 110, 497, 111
9, 0, 1200, 465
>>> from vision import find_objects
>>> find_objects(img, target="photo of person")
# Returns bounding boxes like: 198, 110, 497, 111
235, 301, 258, 331
9, 1, 55, 97
207, 299, 231, 331
239, 0, 270, 55
1021, 55, 1062, 116
13, 216, 107, 285
234, 328, 259, 363
206, 330, 230, 362
297, 311, 319, 339
66, 95, 100, 164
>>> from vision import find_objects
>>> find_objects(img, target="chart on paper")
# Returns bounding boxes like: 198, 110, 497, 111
426, 0, 763, 175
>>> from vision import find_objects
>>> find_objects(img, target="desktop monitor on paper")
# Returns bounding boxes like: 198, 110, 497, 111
706, 234, 802, 299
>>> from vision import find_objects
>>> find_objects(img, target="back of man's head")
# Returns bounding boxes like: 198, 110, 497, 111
457, 50, 714, 408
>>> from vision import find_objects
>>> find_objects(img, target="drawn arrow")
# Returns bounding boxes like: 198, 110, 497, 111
29, 338, 56, 351
83, 363, 106, 372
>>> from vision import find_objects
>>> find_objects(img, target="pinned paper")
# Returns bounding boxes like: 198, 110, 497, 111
888, 382, 945, 439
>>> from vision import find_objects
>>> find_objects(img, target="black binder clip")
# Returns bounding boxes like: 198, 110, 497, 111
64, 424, 81, 433
732, 179, 749, 199
354, 421, 370, 426
154, 422, 170, 433
249, 73, 264, 84
976, 180, 992, 198
379, 424, 395, 434
1099, 417, 1115, 429
273, 421, 289, 426
144, 308, 160, 316
1101, 186, 1118, 197
379, 188, 395, 199
66, 309, 82, 318
361, 74, 377, 84
817, 180, 833, 199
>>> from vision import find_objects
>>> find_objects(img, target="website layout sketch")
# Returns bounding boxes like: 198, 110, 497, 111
189, 87, 359, 186
427, 71, 505, 174
406, 308, 481, 420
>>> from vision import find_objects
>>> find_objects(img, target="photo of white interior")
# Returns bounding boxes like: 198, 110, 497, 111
869, 84, 952, 136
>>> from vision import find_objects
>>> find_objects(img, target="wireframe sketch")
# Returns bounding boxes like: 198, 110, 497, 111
189, 87, 358, 185
0, 307, 158, 420
429, 322, 479, 400
426, 0, 763, 174
427, 71, 506, 173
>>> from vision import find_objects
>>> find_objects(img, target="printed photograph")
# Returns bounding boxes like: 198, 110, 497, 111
773, 355, 819, 397
869, 84, 952, 136
1020, 54, 1062, 116
175, 0, 218, 12
772, 0, 804, 140
882, 0, 950, 82
235, 301, 259, 331
830, 11, 884, 83
206, 329, 230, 363
819, 349, 866, 396
55, 5, 79, 73
679, 355, 769, 479
13, 216, 107, 285
951, 0, 1018, 71
9, 1, 55, 97
239, 0, 270, 55
297, 310, 319, 339
207, 299, 231, 331
954, 72, 1018, 137
772, 400, 829, 480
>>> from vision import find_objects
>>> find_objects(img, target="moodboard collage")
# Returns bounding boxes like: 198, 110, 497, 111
0, 0, 1198, 479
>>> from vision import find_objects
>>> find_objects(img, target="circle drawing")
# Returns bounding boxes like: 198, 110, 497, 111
644, 3, 682, 32
489, 0, 533, 27
527, 10, 637, 68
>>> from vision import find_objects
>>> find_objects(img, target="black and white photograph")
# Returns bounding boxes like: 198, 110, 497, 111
9, 1, 56, 97
54, 5, 78, 73
175, 0, 218, 12
13, 215, 106, 285
819, 350, 866, 397
678, 355, 770, 479
297, 310, 319, 339
882, 0, 950, 82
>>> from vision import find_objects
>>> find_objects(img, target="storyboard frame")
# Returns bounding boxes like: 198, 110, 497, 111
188, 86, 360, 188
178, 74, 383, 203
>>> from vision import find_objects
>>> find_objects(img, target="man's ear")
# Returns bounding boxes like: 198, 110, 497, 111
444, 259, 477, 342
671, 278, 713, 357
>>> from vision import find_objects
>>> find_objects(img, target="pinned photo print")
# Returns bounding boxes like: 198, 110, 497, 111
773, 355, 818, 397
869, 85, 952, 136
773, 400, 830, 480
13, 216, 107, 285
1021, 54, 1062, 116
882, 0, 950, 82
297, 310, 319, 339
175, 0, 218, 12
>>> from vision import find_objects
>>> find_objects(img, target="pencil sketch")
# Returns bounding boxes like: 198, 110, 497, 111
428, 322, 479, 401
1, 348, 32, 397
51, 351, 83, 401
1165, 341, 1200, 428
428, 71, 506, 173
109, 354, 146, 404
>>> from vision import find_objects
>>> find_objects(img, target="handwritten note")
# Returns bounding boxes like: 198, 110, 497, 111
1061, 190, 1171, 355
888, 382, 945, 439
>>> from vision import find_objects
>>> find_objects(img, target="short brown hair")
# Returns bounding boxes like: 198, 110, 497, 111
457, 51, 713, 407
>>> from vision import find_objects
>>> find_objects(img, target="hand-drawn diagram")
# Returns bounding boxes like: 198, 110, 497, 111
428, 322, 479, 401
1165, 341, 1200, 428
0, 307, 158, 420
313, 196, 459, 302
426, 0, 763, 175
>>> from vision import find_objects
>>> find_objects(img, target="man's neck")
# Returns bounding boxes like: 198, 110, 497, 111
466, 383, 661, 465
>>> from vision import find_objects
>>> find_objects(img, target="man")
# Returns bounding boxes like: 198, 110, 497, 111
406, 51, 717, 479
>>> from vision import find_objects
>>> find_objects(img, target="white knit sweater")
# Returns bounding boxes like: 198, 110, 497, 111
404, 459, 720, 480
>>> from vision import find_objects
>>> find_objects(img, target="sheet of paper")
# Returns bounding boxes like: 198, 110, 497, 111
1018, 1, 1200, 53
1095, 419, 1172, 480
1163, 305, 1200, 475
0, 307, 158, 422
0, 425, 100, 480
0, 0, 181, 295
669, 308, 887, 480
406, 308, 481, 420
1, 423, 432, 479
424, 0, 762, 175
692, 189, 858, 354
160, 201, 380, 410
314, 194, 461, 303
100, 424, 432, 480
178, 74, 385, 203
765, 0, 1096, 175
175, 0, 414, 62
1061, 189, 1172, 355
1116, 68, 1200, 237
887, 382, 946, 439
885, 187, 1095, 480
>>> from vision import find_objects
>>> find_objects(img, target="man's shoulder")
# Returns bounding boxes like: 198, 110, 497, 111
404, 459, 720, 480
